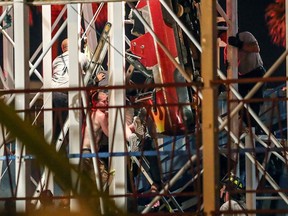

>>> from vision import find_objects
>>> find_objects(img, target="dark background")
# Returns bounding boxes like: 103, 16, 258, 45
239, 0, 285, 88
219, 0, 286, 88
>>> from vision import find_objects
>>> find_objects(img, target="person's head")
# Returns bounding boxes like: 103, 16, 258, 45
220, 175, 244, 203
61, 38, 68, 53
217, 17, 227, 42
91, 90, 108, 112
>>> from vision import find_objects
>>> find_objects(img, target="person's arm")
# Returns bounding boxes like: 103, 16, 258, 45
228, 34, 260, 53
96, 72, 106, 82
87, 71, 106, 87
128, 123, 135, 132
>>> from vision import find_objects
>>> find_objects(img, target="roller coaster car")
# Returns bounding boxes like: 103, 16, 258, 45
127, 0, 200, 135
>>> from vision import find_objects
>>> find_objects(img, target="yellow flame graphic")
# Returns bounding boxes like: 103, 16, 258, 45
151, 106, 166, 133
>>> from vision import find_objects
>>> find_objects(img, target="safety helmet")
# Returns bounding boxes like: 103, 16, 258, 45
221, 174, 244, 190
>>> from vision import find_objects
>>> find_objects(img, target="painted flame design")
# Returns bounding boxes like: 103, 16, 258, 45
151, 106, 166, 133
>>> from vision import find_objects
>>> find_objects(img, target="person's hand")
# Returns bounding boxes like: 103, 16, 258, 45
228, 36, 243, 49
96, 72, 105, 82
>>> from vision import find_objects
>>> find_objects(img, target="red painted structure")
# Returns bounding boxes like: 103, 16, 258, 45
130, 0, 194, 135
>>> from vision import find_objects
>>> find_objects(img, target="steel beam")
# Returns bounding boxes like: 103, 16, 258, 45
14, 0, 30, 212
67, 3, 82, 212
201, 1, 219, 216
108, 1, 127, 211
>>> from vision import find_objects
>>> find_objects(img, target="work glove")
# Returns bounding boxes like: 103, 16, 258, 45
228, 36, 243, 49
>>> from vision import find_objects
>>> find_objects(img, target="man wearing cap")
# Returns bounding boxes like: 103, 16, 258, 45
220, 175, 247, 216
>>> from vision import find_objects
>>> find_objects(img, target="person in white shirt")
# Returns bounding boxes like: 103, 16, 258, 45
228, 32, 266, 131
52, 38, 89, 142
52, 38, 89, 88
218, 29, 266, 132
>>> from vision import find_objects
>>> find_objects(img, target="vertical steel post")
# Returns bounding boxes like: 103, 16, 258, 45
108, 1, 127, 211
245, 129, 256, 214
14, 0, 30, 212
42, 3, 54, 199
201, 0, 219, 215
226, 0, 239, 162
0, 5, 14, 188
68, 3, 82, 212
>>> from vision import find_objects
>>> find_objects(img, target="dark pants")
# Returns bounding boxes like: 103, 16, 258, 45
127, 136, 162, 193
142, 136, 162, 188
238, 66, 266, 129
52, 92, 71, 195
52, 92, 68, 143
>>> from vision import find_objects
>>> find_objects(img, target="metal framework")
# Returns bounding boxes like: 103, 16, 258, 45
0, 0, 288, 215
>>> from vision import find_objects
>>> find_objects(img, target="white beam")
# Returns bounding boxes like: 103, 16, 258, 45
14, 0, 30, 212
108, 1, 127, 211
42, 3, 54, 200
245, 129, 256, 213
0, 5, 14, 187
68, 3, 82, 212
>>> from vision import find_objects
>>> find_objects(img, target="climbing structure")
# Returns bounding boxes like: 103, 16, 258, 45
0, 1, 288, 215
